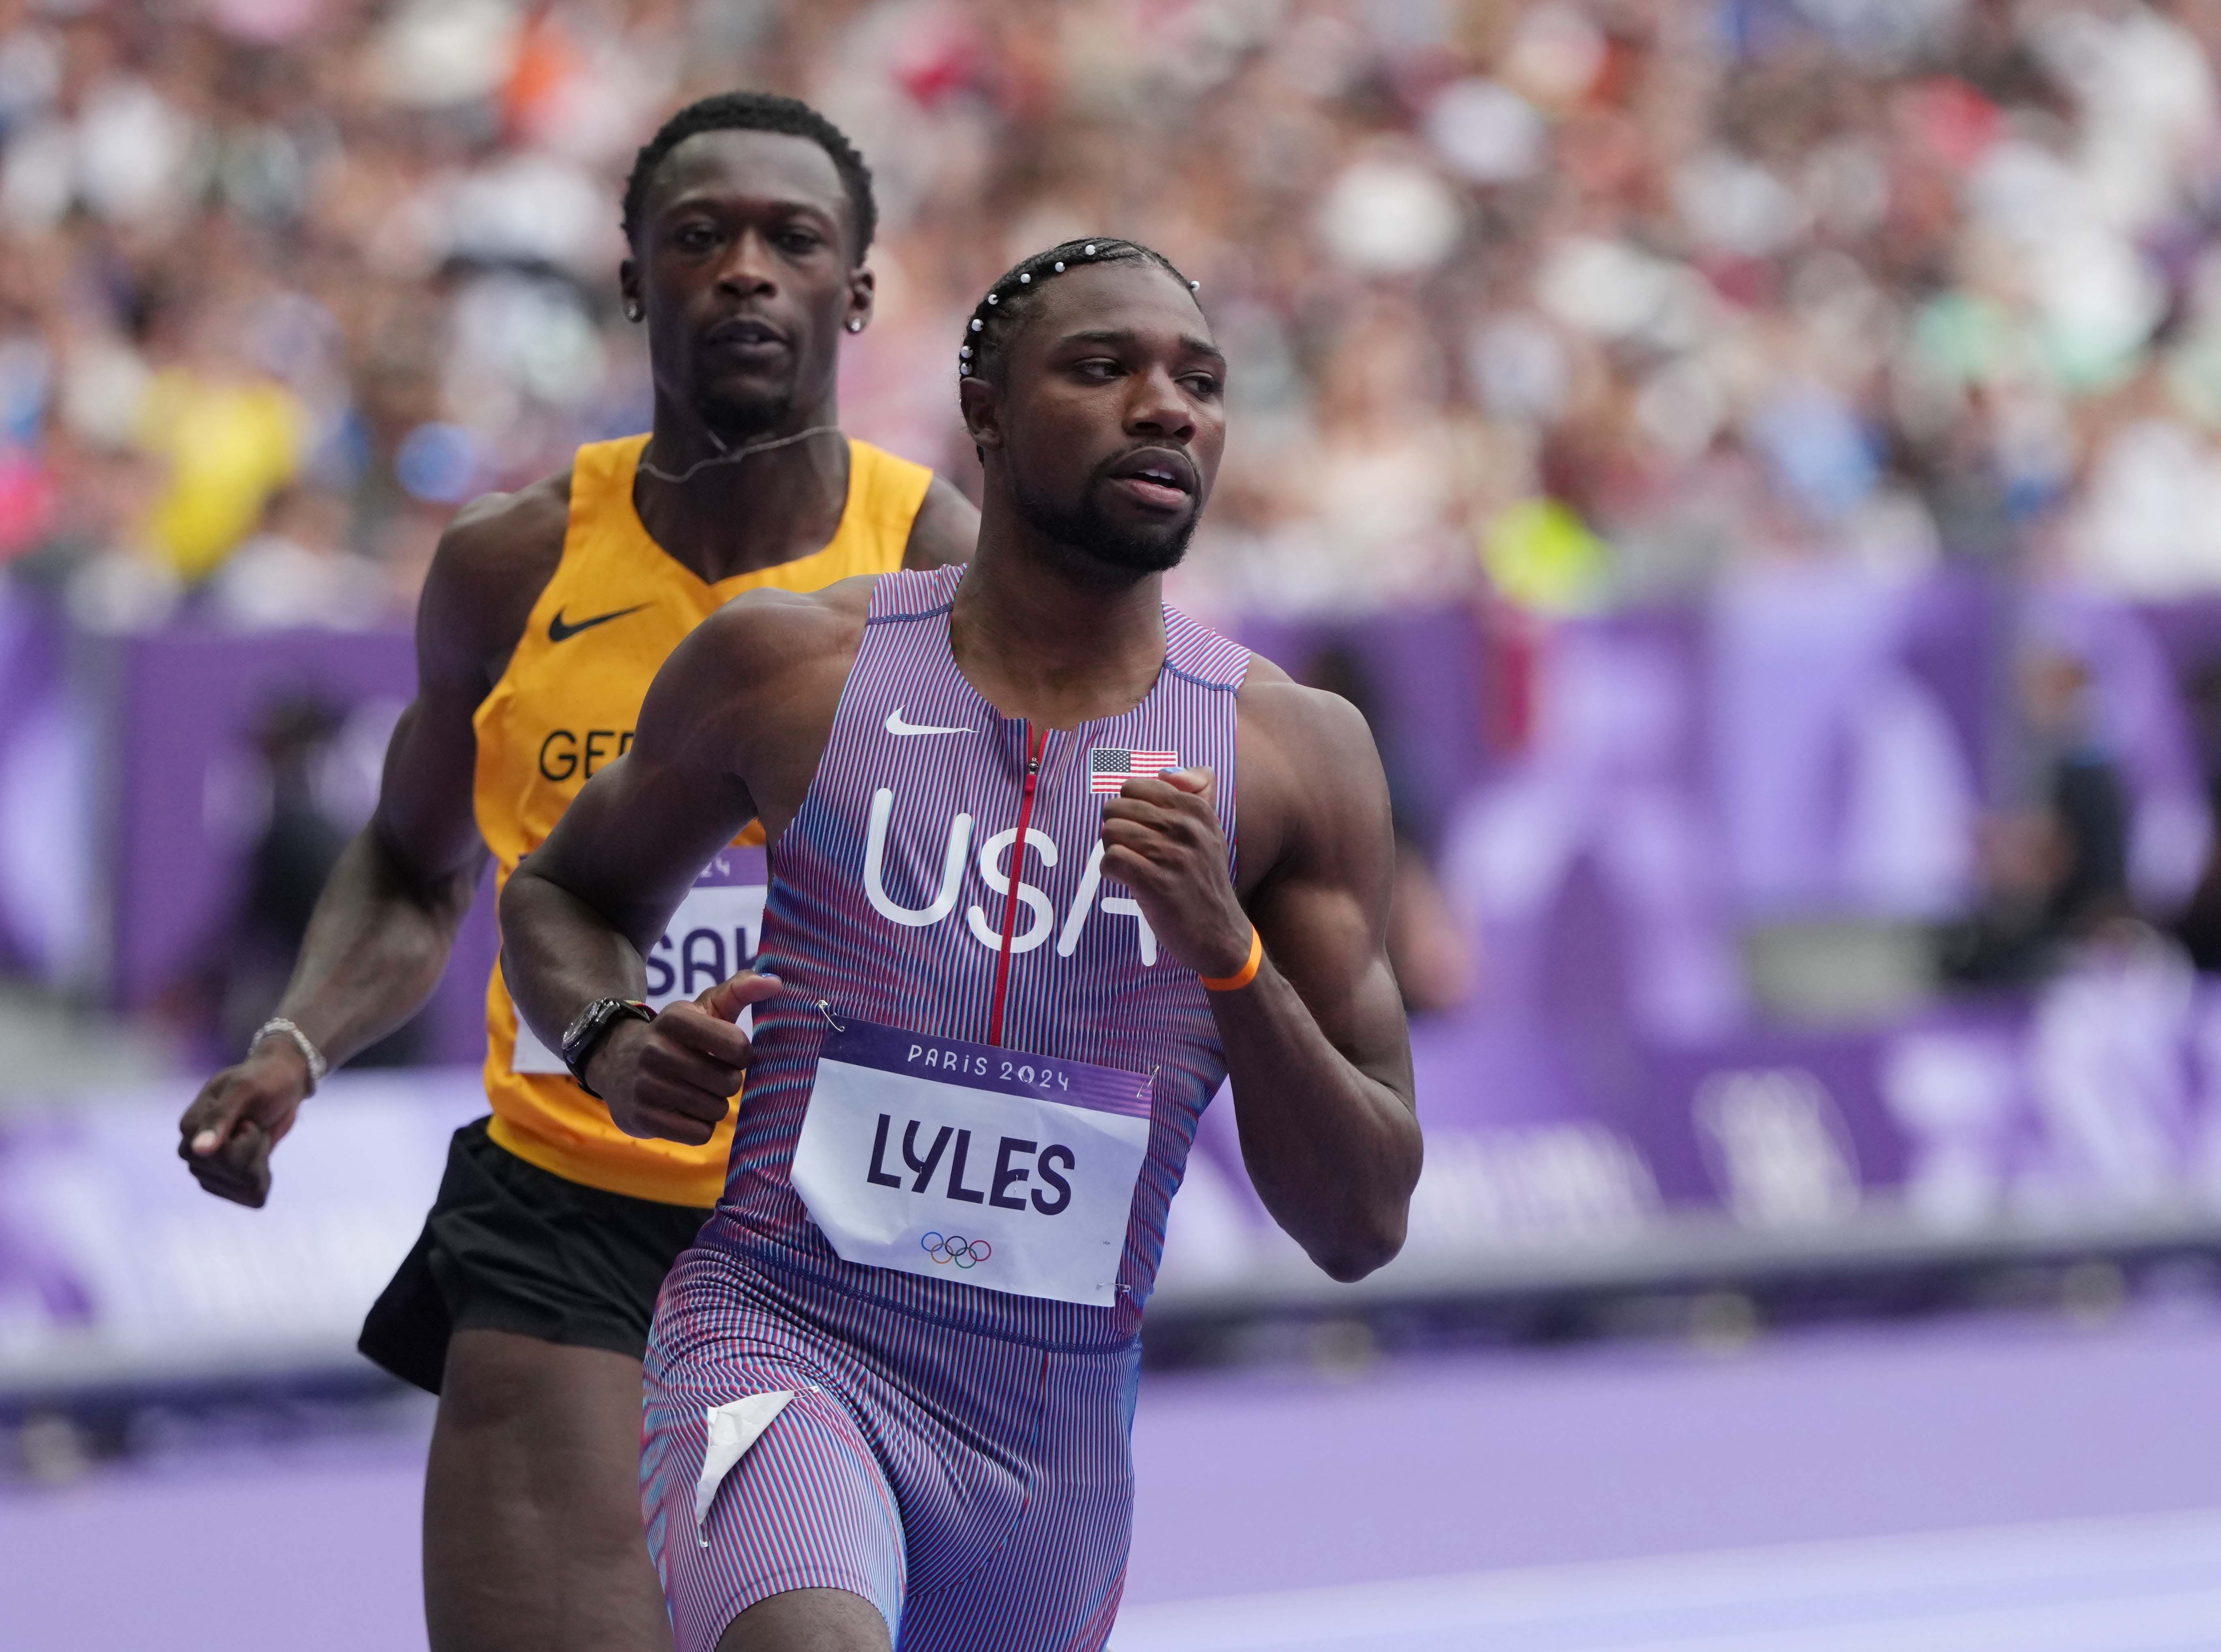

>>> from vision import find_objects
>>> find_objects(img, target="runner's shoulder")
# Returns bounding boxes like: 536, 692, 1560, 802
682, 573, 877, 690
1234, 654, 1389, 867
903, 474, 980, 569
1235, 654, 1376, 766
418, 470, 573, 671
429, 470, 572, 599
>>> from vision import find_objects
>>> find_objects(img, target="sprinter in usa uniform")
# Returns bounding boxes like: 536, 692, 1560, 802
176, 93, 975, 1652
502, 239, 1422, 1652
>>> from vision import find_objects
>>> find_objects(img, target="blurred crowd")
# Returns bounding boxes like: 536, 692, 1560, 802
7, 0, 2221, 631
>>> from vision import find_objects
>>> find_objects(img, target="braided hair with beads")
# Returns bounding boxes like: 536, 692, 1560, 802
956, 238, 1200, 389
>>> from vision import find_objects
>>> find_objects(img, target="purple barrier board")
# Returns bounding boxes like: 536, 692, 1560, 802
0, 584, 77, 978
1139, 571, 2215, 1305
1157, 941, 2221, 1304
1234, 605, 1491, 850
106, 625, 410, 1008
1165, 574, 2221, 1295
8, 960, 2221, 1401
95, 624, 494, 1066
0, 1068, 485, 1397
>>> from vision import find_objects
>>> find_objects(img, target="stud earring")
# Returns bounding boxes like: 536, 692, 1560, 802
624, 301, 642, 322
846, 320, 863, 333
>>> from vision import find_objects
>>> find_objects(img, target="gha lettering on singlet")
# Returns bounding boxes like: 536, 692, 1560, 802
790, 1014, 1151, 1306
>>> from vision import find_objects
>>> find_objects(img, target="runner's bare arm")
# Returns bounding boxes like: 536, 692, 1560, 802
1101, 671, 1419, 1281
500, 581, 865, 1143
902, 474, 979, 569
177, 478, 569, 1207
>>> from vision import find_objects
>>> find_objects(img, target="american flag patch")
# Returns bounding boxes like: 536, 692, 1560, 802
1089, 748, 1179, 793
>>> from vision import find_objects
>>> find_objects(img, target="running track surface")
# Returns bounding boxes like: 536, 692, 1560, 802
5, 1310, 2219, 1651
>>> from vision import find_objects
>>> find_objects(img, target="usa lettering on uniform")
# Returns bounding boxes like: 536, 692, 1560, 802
862, 787, 1159, 963
865, 1114, 1075, 1214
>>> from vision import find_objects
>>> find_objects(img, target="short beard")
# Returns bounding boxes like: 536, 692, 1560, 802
1010, 470, 1198, 578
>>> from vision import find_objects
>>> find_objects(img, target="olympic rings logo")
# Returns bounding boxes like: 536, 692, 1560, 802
921, 1231, 993, 1269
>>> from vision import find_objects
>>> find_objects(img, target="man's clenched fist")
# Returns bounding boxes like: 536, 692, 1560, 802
588, 970, 783, 1144
177, 1038, 314, 1208
1099, 768, 1253, 980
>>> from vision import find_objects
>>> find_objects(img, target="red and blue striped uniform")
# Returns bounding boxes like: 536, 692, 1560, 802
642, 565, 1249, 1650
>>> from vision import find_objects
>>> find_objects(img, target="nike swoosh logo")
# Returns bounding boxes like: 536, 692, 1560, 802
885, 709, 974, 738
548, 603, 651, 644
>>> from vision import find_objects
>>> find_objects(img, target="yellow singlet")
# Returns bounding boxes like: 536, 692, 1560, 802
474, 432, 931, 1205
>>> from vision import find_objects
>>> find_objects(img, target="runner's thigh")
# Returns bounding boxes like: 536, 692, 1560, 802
643, 1351, 906, 1652
891, 1342, 1136, 1652
426, 1328, 674, 1652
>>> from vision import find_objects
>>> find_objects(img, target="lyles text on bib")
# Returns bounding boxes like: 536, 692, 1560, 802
789, 1013, 1152, 1307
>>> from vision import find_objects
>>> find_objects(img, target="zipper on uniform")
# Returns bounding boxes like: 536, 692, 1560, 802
986, 725, 1045, 1047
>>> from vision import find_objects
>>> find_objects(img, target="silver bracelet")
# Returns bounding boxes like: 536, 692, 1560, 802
251, 1017, 328, 1095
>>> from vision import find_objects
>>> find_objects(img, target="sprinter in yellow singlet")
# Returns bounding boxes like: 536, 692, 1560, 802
175, 94, 975, 1652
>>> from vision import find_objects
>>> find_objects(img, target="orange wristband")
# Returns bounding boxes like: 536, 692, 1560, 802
1200, 925, 1264, 992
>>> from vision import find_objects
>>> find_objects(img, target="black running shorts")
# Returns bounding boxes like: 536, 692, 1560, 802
358, 1117, 712, 1394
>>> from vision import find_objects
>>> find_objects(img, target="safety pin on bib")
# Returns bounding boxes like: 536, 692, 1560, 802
816, 1000, 845, 1034
1139, 1064, 1158, 1101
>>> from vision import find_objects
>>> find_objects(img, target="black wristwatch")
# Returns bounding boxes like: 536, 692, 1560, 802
559, 998, 655, 1097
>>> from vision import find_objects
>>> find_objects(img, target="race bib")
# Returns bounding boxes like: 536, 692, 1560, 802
789, 1015, 1152, 1307
511, 846, 768, 1075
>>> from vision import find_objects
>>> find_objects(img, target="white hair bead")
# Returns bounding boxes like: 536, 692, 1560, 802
1018, 272, 1031, 283
986, 292, 998, 305
1189, 279, 1200, 291
1053, 261, 1064, 272
959, 345, 972, 358
959, 363, 972, 375
970, 318, 983, 331
1084, 243, 1097, 255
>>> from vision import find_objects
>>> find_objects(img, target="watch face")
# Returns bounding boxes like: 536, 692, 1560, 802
561, 1000, 612, 1062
